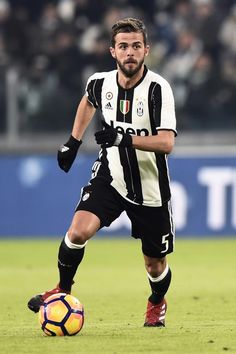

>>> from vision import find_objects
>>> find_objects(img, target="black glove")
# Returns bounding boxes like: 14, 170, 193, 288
57, 135, 82, 172
94, 121, 132, 148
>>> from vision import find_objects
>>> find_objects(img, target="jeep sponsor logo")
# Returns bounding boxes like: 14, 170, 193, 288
110, 120, 149, 136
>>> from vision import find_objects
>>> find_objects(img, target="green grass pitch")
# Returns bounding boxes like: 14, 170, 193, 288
0, 238, 236, 354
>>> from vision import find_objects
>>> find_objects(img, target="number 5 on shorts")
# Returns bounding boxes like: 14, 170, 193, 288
161, 233, 170, 253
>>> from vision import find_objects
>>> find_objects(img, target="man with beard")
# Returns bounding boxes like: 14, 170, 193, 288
28, 18, 177, 327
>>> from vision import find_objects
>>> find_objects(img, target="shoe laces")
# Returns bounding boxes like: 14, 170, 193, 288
145, 300, 166, 323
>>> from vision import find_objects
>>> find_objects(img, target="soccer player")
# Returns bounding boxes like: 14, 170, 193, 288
28, 18, 177, 327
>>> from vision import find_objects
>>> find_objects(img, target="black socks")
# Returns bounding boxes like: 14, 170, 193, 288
58, 237, 85, 291
148, 267, 172, 304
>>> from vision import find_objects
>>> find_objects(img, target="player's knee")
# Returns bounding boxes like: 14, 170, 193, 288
146, 267, 160, 278
67, 228, 91, 245
145, 258, 166, 278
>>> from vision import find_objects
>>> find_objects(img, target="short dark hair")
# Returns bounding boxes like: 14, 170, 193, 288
111, 18, 147, 47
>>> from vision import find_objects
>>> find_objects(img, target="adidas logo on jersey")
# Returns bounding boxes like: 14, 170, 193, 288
105, 102, 113, 110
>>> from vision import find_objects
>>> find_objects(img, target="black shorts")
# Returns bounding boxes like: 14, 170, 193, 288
76, 178, 175, 258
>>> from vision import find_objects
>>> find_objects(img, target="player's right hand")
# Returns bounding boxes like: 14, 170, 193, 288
57, 135, 82, 173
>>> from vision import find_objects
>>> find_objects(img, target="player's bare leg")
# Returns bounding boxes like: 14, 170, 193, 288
27, 211, 100, 313
67, 210, 100, 244
143, 255, 171, 327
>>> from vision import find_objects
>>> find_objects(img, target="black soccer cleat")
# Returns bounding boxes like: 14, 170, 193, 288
27, 295, 44, 313
27, 285, 71, 313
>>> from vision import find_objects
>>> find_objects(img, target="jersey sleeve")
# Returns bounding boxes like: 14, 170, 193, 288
85, 74, 99, 108
85, 72, 106, 109
154, 79, 177, 136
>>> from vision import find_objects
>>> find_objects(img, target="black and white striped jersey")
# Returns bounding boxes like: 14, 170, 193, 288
85, 65, 177, 207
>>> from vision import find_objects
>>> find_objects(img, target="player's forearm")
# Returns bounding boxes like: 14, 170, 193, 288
71, 96, 96, 140
132, 131, 175, 154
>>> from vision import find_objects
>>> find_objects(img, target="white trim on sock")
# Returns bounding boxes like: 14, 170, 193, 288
64, 233, 87, 249
147, 264, 169, 283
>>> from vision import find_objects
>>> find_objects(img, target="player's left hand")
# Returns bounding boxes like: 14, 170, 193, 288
94, 121, 132, 148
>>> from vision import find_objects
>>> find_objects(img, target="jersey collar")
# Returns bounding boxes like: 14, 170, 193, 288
116, 65, 148, 91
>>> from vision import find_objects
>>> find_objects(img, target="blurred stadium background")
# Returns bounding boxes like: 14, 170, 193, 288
0, 0, 236, 238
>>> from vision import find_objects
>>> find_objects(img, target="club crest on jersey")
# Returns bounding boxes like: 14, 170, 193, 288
137, 101, 144, 116
120, 100, 130, 114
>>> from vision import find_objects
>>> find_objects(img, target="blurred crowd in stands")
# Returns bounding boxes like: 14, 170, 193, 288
0, 0, 236, 134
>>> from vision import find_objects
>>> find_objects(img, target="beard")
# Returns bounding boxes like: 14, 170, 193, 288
116, 57, 145, 78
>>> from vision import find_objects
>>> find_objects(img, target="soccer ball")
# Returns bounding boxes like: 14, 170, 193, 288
38, 293, 84, 336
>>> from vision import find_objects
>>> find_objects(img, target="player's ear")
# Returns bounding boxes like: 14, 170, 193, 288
145, 45, 150, 57
110, 47, 116, 59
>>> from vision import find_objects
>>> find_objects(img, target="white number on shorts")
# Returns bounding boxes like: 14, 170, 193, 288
161, 233, 169, 253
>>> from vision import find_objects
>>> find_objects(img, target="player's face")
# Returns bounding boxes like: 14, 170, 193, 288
110, 32, 149, 78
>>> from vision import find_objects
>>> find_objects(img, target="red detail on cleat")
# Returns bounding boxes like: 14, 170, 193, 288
27, 284, 72, 313
144, 298, 167, 327
41, 285, 70, 301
